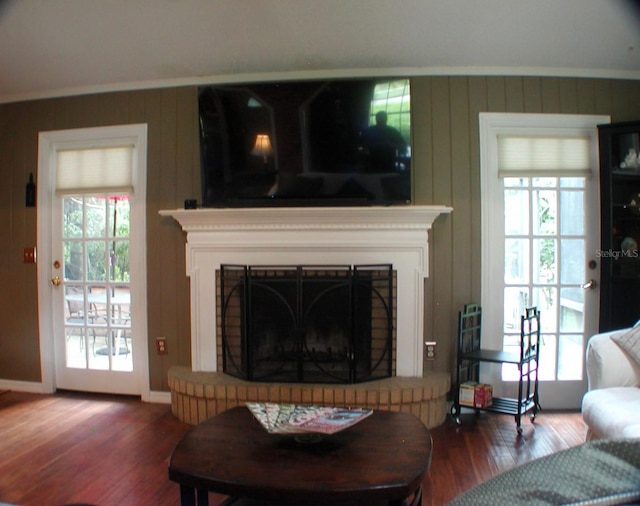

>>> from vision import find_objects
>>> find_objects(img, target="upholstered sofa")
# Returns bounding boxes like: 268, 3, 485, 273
447, 438, 640, 505
581, 327, 640, 440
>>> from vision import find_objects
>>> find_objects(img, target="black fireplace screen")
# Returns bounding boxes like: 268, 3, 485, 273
219, 264, 394, 384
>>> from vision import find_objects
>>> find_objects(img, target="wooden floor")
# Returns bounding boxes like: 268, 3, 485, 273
0, 390, 587, 506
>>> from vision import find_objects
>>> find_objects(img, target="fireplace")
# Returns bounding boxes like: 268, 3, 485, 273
219, 264, 395, 383
159, 205, 452, 378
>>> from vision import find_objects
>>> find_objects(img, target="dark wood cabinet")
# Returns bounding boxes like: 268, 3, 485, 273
598, 120, 640, 331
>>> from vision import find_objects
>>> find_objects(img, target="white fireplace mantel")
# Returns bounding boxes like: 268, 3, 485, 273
160, 205, 452, 377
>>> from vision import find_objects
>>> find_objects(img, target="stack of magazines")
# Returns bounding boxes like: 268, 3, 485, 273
246, 402, 373, 435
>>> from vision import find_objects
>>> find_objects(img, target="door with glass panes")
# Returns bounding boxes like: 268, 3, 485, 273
37, 125, 147, 396
480, 113, 606, 409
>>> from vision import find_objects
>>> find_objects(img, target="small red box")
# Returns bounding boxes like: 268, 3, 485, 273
459, 382, 493, 408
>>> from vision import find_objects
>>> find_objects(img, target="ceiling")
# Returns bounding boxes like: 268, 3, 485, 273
1, 0, 639, 104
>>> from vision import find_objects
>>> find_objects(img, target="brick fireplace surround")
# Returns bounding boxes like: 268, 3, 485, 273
161, 205, 452, 427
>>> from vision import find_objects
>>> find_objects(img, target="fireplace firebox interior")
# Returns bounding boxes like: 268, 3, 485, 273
219, 264, 395, 384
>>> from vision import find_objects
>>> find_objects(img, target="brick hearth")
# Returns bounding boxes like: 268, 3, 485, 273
168, 366, 451, 428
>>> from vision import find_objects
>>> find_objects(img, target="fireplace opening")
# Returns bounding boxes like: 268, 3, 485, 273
219, 265, 395, 384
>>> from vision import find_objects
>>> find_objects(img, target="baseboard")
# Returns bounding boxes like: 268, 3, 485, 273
148, 390, 171, 404
0, 379, 49, 393
0, 379, 172, 405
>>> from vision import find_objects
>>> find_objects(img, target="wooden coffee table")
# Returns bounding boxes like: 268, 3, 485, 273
168, 405, 432, 506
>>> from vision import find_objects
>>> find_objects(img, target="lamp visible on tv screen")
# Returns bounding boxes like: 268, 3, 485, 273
198, 77, 412, 207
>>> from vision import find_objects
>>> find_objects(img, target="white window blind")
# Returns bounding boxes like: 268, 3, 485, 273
56, 145, 134, 194
497, 136, 591, 178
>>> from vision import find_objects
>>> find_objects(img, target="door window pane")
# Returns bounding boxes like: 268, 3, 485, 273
63, 241, 83, 281
560, 189, 585, 235
505, 239, 529, 284
111, 239, 130, 282
63, 197, 83, 238
532, 177, 557, 188
504, 177, 529, 188
533, 190, 557, 235
560, 287, 584, 332
560, 178, 584, 188
65, 327, 87, 368
534, 238, 556, 284
560, 239, 584, 284
539, 334, 557, 381
505, 190, 529, 235
503, 287, 529, 331
558, 334, 583, 380
533, 287, 557, 333
85, 197, 106, 238
86, 241, 107, 281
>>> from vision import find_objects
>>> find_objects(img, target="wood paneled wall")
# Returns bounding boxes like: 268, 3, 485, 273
0, 88, 199, 389
415, 77, 640, 379
1, 77, 639, 392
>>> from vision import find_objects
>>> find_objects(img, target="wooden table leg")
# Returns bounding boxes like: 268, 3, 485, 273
178, 485, 209, 506
196, 488, 209, 506
412, 484, 423, 506
389, 484, 422, 506
179, 484, 195, 506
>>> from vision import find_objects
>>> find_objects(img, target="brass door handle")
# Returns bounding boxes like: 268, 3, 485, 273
51, 276, 61, 287
581, 279, 597, 290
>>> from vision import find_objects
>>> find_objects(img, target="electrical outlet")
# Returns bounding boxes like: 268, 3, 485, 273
156, 337, 168, 355
23, 247, 36, 263
424, 341, 437, 360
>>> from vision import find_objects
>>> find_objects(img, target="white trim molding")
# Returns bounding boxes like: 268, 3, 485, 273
0, 380, 50, 394
160, 205, 452, 377
36, 124, 150, 400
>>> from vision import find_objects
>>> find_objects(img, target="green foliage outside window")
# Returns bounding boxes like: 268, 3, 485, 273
63, 196, 130, 283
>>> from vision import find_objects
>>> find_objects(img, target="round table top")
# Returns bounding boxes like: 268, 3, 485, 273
169, 405, 432, 503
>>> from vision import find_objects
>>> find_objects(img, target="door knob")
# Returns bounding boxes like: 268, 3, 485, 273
51, 276, 61, 287
581, 279, 597, 290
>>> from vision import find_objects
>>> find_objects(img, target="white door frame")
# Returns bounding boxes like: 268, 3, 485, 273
36, 124, 150, 400
479, 112, 609, 408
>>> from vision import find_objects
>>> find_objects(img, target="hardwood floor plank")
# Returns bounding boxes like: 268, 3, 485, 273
0, 391, 587, 506
0, 392, 189, 506
424, 409, 588, 505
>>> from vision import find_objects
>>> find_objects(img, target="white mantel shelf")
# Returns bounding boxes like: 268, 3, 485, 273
159, 205, 452, 232
160, 205, 452, 377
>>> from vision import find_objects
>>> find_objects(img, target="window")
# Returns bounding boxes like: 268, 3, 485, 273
502, 175, 587, 381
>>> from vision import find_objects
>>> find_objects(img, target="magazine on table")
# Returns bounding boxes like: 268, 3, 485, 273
246, 402, 373, 435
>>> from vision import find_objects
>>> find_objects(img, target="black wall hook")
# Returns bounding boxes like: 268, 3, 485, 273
25, 173, 36, 207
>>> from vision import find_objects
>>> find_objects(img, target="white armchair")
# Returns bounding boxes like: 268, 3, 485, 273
585, 329, 640, 390
582, 329, 640, 440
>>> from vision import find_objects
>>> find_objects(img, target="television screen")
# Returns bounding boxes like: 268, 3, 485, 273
198, 77, 412, 207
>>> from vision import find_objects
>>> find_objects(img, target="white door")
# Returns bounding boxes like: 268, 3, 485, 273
37, 125, 149, 397
480, 113, 610, 409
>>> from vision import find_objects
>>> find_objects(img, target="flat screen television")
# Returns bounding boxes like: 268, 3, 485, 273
198, 77, 412, 207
